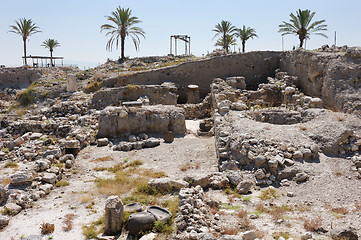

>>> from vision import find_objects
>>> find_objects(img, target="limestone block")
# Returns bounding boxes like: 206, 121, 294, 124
104, 196, 124, 236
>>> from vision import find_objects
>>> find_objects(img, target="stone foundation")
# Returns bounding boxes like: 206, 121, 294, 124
91, 84, 178, 109
97, 105, 186, 138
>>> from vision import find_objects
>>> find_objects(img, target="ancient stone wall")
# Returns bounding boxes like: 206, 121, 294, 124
280, 50, 361, 113
91, 84, 178, 109
102, 52, 281, 103
0, 68, 41, 89
97, 105, 186, 138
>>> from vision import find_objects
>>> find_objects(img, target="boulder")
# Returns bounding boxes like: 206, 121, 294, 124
41, 173, 57, 184
0, 187, 9, 205
144, 138, 160, 148
147, 206, 172, 222
236, 179, 253, 194
10, 171, 34, 186
39, 184, 53, 194
97, 138, 109, 147
124, 202, 142, 213
104, 196, 124, 236
127, 212, 156, 235
309, 98, 323, 108
4, 203, 22, 215
34, 159, 51, 172
294, 172, 309, 182
330, 226, 358, 240
225, 170, 243, 186
0, 215, 9, 229
163, 131, 174, 143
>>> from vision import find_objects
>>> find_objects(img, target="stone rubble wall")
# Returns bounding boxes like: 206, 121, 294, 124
91, 84, 178, 110
101, 52, 281, 103
210, 72, 361, 185
280, 49, 361, 114
97, 105, 186, 138
0, 68, 42, 90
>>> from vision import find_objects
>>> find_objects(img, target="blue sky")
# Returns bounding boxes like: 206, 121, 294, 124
1, 0, 360, 68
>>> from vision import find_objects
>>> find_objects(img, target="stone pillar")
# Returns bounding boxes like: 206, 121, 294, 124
187, 84, 200, 104
66, 74, 77, 92
104, 196, 124, 235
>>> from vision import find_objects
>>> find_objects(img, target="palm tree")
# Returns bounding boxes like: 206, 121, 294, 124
212, 20, 237, 53
279, 9, 327, 48
100, 7, 145, 60
9, 18, 41, 66
42, 39, 60, 67
236, 25, 258, 53
215, 34, 237, 53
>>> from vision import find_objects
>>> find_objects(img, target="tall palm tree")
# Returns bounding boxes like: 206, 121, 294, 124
212, 20, 237, 53
236, 25, 258, 53
279, 9, 327, 48
42, 39, 60, 67
215, 34, 237, 53
9, 18, 41, 66
100, 7, 145, 60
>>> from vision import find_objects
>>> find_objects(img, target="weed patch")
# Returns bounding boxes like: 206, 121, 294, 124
258, 188, 278, 200
40, 222, 55, 234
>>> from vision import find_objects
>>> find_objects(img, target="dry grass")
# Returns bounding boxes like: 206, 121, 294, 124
210, 205, 219, 215
93, 167, 107, 171
90, 156, 113, 162
40, 222, 55, 234
268, 205, 293, 221
80, 194, 94, 203
62, 214, 75, 231
221, 226, 240, 235
303, 216, 322, 232
299, 125, 307, 131
334, 113, 345, 121
0, 178, 10, 187
140, 169, 167, 178
4, 162, 18, 168
354, 201, 361, 212
258, 187, 278, 200
331, 207, 349, 215
236, 209, 248, 219
239, 217, 255, 230
272, 231, 291, 240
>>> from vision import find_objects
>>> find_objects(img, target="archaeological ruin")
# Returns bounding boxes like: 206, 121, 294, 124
0, 48, 360, 239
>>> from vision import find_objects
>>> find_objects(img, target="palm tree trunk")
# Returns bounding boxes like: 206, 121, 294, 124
299, 37, 304, 48
23, 39, 27, 66
242, 40, 246, 53
50, 50, 53, 67
121, 36, 125, 60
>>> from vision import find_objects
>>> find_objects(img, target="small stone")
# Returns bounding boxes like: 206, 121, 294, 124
242, 230, 257, 240
163, 131, 174, 143
97, 138, 109, 147
293, 151, 303, 159
0, 215, 10, 228
287, 192, 295, 197
42, 173, 57, 184
128, 135, 137, 142
301, 232, 313, 240
255, 169, 266, 180
249, 214, 258, 219
294, 172, 308, 182
236, 180, 253, 194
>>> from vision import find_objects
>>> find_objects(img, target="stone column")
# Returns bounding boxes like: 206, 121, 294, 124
104, 196, 124, 235
187, 84, 200, 104
66, 74, 77, 92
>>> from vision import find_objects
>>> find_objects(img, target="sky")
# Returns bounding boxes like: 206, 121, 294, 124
1, 0, 360, 69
